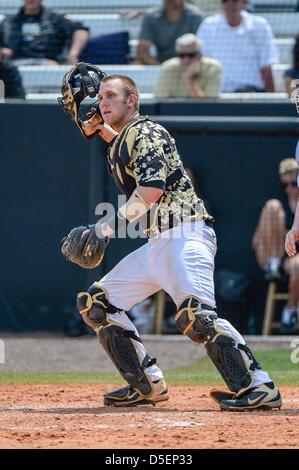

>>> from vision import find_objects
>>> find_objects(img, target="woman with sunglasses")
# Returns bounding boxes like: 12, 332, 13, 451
253, 159, 299, 332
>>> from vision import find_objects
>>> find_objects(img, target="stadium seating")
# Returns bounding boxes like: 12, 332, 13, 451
0, 13, 142, 41
17, 62, 289, 99
0, 1, 296, 99
1, 12, 295, 42
19, 64, 161, 95
251, 0, 298, 12
0, 11, 294, 64
67, 14, 142, 39
258, 12, 299, 36
1, 12, 295, 41
80, 31, 130, 64
272, 63, 290, 91
276, 37, 294, 64
64, 12, 299, 40
0, 0, 297, 14
0, 0, 162, 14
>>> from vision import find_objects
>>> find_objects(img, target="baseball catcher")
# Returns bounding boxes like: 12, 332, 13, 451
58, 63, 282, 411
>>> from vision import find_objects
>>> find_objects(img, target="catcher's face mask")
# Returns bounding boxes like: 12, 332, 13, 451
57, 62, 107, 139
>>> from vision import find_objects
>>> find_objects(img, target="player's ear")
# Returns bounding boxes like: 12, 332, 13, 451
127, 94, 138, 109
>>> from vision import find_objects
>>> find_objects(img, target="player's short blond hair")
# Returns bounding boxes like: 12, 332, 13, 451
101, 75, 139, 111
279, 158, 299, 176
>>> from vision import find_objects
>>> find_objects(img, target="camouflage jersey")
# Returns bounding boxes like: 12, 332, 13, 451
107, 116, 214, 234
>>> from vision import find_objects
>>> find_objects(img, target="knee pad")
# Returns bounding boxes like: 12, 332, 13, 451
175, 296, 217, 344
77, 283, 118, 331
77, 284, 156, 394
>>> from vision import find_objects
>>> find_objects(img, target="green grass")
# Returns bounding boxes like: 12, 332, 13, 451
0, 350, 298, 386
165, 350, 299, 386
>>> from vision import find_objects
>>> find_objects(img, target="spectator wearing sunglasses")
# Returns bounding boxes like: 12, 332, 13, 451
252, 159, 299, 332
154, 33, 221, 98
196, 0, 278, 92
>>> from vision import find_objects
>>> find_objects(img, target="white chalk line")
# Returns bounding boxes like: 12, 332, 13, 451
0, 404, 95, 411
0, 405, 205, 431
0, 404, 210, 417
0, 419, 203, 432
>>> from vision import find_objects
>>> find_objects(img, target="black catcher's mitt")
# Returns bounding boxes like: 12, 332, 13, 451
61, 225, 108, 269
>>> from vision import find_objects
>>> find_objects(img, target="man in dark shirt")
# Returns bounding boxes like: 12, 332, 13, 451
0, 55, 25, 98
0, 0, 89, 65
137, 0, 203, 64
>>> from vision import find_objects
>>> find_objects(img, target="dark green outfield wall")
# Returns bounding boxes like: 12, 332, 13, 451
0, 101, 298, 332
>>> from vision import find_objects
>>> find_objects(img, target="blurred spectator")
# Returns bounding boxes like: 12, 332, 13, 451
285, 34, 299, 98
0, 0, 89, 65
137, 0, 203, 65
252, 158, 299, 332
188, 0, 252, 16
0, 56, 25, 98
154, 33, 221, 98
188, 0, 222, 15
128, 297, 155, 334
197, 0, 278, 92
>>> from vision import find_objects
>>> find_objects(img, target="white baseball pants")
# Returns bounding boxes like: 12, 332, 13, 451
99, 221, 271, 387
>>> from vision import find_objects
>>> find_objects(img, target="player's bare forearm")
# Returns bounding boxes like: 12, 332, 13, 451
137, 185, 164, 204
100, 186, 164, 238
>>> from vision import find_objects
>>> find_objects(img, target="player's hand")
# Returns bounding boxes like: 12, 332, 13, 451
97, 122, 119, 143
81, 112, 102, 136
285, 229, 299, 257
82, 114, 118, 142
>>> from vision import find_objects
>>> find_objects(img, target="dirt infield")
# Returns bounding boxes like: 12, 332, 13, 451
0, 384, 298, 449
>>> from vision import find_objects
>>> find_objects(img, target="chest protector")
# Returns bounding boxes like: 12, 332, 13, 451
107, 116, 153, 198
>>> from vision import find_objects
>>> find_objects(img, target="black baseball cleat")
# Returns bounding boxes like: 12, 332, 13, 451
103, 378, 169, 407
219, 382, 282, 411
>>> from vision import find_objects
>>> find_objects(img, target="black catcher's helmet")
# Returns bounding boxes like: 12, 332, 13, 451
57, 62, 107, 139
